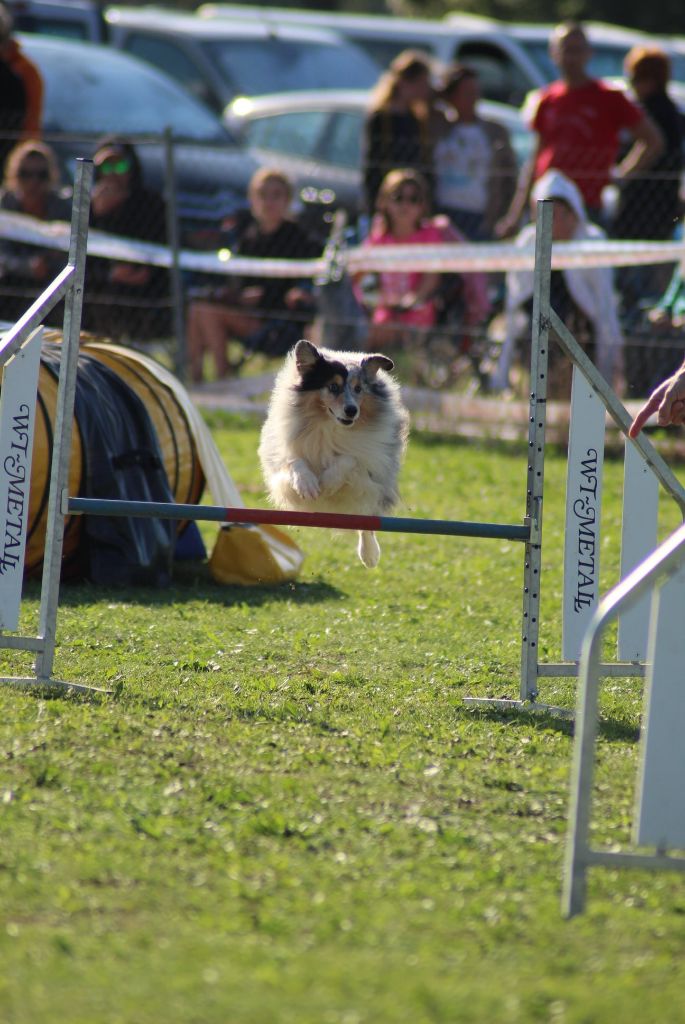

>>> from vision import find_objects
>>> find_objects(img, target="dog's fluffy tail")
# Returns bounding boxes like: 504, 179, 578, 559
358, 530, 381, 569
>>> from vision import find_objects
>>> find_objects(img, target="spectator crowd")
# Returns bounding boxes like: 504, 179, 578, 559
0, 6, 683, 403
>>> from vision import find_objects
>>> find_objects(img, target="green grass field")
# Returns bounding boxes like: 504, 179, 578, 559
1, 413, 685, 1024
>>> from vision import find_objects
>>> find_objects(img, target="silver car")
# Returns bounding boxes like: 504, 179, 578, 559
105, 7, 382, 113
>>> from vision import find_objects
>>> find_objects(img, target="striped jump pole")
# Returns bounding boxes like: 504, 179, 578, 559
66, 497, 531, 543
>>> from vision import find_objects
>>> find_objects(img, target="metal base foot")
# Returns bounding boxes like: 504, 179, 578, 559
0, 676, 113, 697
463, 696, 575, 719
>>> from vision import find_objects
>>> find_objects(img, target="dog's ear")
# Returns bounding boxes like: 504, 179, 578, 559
294, 339, 321, 374
361, 354, 394, 378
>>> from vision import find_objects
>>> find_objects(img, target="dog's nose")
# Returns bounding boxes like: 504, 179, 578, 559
344, 404, 358, 419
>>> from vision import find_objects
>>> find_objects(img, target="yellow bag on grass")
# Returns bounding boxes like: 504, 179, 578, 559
209, 522, 304, 585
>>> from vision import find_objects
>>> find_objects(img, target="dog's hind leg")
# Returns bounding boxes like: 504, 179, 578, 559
358, 530, 381, 568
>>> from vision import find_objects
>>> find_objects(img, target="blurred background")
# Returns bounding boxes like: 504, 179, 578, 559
0, 0, 683, 399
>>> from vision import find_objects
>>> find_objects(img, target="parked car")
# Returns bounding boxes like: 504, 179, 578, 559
198, 4, 544, 107
104, 7, 382, 116
5, 0, 107, 41
15, 33, 260, 239
226, 88, 533, 225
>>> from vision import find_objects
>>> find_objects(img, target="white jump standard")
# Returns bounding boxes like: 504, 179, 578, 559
464, 201, 685, 716
0, 159, 101, 695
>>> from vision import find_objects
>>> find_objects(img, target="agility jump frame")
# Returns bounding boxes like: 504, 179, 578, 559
0, 186, 535, 695
456, 202, 685, 714
1, 197, 684, 705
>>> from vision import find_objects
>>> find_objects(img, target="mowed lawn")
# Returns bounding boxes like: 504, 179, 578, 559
1, 412, 685, 1024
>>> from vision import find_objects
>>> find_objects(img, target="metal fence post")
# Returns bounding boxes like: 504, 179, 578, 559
163, 128, 186, 380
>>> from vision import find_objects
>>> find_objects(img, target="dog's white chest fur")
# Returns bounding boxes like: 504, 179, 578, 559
258, 340, 409, 565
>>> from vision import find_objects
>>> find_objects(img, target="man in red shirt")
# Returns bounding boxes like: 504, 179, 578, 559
497, 20, 663, 233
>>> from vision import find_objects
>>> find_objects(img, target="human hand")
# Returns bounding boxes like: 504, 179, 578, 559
390, 294, 417, 312
646, 308, 672, 332
629, 368, 685, 438
239, 286, 264, 307
494, 215, 518, 240
110, 263, 150, 287
284, 287, 311, 309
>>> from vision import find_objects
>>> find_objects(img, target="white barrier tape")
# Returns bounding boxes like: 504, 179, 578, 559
1, 209, 683, 278
346, 239, 685, 273
0, 210, 327, 278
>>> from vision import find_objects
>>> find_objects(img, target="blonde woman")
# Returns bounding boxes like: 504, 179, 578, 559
361, 50, 437, 219
186, 168, 319, 383
0, 139, 70, 322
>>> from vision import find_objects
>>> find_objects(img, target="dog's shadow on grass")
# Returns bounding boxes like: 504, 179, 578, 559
24, 564, 345, 609
466, 705, 640, 743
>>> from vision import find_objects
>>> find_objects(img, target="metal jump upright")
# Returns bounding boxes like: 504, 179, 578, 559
0, 159, 100, 694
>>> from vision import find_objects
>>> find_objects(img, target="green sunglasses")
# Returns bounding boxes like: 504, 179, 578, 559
96, 157, 133, 177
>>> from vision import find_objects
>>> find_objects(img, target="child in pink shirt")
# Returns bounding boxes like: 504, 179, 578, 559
360, 168, 443, 349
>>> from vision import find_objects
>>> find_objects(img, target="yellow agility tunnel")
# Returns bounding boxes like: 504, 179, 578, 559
21, 337, 302, 586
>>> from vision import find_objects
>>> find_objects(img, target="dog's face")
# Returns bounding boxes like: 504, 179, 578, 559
293, 340, 394, 427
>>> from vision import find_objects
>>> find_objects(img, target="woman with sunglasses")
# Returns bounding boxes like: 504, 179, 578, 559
83, 137, 169, 342
0, 139, 70, 324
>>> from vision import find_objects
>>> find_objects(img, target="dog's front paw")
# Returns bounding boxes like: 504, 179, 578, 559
320, 455, 356, 496
290, 462, 321, 501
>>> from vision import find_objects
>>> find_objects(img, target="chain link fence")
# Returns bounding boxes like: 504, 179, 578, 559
0, 130, 683, 399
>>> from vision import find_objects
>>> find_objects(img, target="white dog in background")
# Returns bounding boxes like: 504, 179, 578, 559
259, 340, 410, 567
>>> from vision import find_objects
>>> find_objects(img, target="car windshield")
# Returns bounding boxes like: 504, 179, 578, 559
202, 37, 380, 98
31, 44, 233, 142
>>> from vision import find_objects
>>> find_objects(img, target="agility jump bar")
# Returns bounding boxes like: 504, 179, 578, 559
67, 498, 530, 542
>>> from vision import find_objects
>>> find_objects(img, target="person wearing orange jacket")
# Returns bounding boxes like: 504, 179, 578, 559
0, 2, 43, 135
